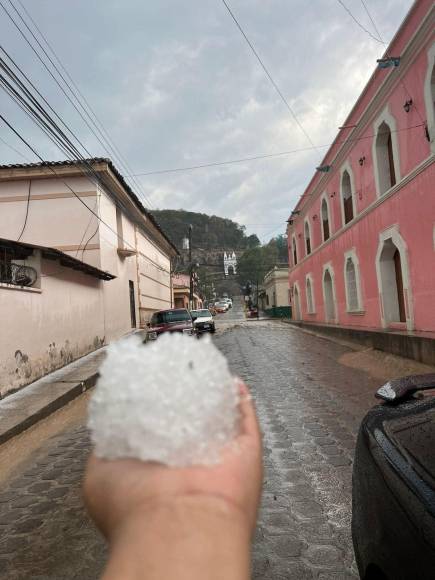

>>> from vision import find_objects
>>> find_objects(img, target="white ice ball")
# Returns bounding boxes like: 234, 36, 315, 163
88, 333, 240, 467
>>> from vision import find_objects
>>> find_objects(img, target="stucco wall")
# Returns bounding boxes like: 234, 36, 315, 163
0, 254, 105, 396
288, 14, 435, 332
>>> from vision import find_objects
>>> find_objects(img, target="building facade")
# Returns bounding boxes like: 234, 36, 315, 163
0, 159, 178, 393
260, 267, 290, 311
0, 238, 115, 396
172, 273, 203, 309
288, 1, 434, 333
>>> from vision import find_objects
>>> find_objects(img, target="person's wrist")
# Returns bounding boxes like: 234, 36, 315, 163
104, 495, 252, 580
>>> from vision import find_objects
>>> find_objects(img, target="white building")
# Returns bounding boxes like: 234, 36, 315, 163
224, 251, 237, 276
0, 158, 178, 394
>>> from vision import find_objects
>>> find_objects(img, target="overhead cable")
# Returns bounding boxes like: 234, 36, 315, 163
129, 122, 425, 177
220, 0, 320, 155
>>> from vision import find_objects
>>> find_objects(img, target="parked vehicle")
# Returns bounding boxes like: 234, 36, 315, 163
215, 302, 229, 313
190, 309, 216, 334
145, 308, 194, 341
222, 297, 232, 308
352, 373, 435, 580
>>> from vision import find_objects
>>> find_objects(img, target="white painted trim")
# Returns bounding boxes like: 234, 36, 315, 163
293, 281, 302, 320
305, 273, 316, 314
375, 225, 414, 331
322, 262, 338, 324
339, 161, 357, 226
287, 154, 434, 274
304, 218, 312, 256
343, 248, 363, 312
320, 192, 332, 241
424, 42, 435, 154
290, 8, 434, 215
372, 106, 402, 197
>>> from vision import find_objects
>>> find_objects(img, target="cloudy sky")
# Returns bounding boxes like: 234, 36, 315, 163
1, 0, 413, 240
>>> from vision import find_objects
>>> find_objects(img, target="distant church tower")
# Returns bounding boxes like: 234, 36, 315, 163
224, 251, 237, 276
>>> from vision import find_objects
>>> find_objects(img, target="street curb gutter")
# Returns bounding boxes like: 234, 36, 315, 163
0, 372, 99, 447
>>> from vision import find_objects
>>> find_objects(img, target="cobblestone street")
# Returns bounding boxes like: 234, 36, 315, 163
0, 320, 384, 579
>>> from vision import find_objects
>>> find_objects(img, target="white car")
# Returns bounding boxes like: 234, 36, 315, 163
190, 309, 216, 334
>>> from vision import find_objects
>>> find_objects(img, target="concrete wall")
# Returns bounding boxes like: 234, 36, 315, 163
288, 9, 435, 332
0, 252, 105, 396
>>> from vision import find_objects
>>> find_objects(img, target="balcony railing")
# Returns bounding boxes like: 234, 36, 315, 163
0, 261, 38, 287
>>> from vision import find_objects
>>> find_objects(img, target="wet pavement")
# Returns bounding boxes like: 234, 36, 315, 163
0, 318, 383, 579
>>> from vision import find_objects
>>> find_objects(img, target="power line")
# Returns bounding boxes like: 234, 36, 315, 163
220, 0, 320, 155
0, 134, 32, 161
129, 122, 425, 177
16, 178, 31, 241
12, 0, 153, 209
1, 0, 154, 209
335, 0, 384, 43
358, 0, 426, 125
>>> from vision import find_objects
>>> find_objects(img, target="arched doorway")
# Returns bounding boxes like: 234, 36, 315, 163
378, 239, 407, 324
323, 268, 336, 322
293, 284, 301, 320
227, 265, 234, 276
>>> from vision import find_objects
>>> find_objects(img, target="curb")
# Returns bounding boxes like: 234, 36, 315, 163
0, 372, 99, 447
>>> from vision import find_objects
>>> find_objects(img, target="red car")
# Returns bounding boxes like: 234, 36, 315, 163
145, 308, 194, 341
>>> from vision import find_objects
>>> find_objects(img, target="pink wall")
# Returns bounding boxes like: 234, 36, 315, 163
288, 3, 435, 332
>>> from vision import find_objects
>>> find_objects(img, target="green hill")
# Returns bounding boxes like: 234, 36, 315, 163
151, 209, 260, 251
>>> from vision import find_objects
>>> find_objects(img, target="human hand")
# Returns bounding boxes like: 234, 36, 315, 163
83, 381, 263, 541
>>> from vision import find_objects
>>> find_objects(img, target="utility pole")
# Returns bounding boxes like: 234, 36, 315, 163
188, 224, 193, 309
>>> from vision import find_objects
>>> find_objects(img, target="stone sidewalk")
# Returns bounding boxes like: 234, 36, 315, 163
0, 348, 106, 446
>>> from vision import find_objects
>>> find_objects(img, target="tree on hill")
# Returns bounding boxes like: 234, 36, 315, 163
151, 209, 260, 250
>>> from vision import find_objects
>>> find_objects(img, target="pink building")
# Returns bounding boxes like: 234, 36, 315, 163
288, 0, 434, 339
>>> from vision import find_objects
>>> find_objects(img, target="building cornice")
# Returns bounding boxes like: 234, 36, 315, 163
289, 154, 435, 273
293, 4, 434, 218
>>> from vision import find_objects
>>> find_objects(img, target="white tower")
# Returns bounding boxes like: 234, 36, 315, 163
224, 251, 237, 276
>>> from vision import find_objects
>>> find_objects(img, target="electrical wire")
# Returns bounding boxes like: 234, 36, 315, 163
358, 0, 426, 125
220, 0, 320, 155
129, 122, 425, 177
1, 0, 154, 209
0, 134, 32, 161
14, 0, 151, 209
335, 0, 384, 43
16, 178, 30, 241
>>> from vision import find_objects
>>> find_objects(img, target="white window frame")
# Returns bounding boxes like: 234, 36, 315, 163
293, 281, 301, 320
424, 42, 435, 154
305, 273, 315, 314
343, 249, 363, 313
339, 161, 357, 226
291, 234, 298, 266
320, 192, 332, 242
372, 107, 401, 197
304, 218, 312, 256
322, 262, 338, 323
375, 225, 414, 331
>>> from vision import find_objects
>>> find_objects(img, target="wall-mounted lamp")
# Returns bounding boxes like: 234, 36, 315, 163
403, 99, 413, 113
329, 191, 336, 198
358, 190, 363, 201
358, 156, 366, 166
425, 124, 431, 142
377, 56, 400, 69
316, 165, 332, 173
297, 233, 302, 238
287, 219, 294, 225
312, 214, 318, 221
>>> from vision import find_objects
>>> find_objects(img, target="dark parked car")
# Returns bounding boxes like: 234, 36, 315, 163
352, 374, 435, 580
145, 308, 194, 341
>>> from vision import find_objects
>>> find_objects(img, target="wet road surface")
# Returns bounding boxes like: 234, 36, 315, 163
0, 318, 384, 579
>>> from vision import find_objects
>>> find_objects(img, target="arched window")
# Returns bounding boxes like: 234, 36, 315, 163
304, 220, 311, 256
375, 121, 397, 194
341, 170, 354, 224
293, 284, 301, 320
306, 276, 315, 314
292, 236, 298, 266
323, 267, 336, 322
321, 198, 330, 242
345, 257, 359, 311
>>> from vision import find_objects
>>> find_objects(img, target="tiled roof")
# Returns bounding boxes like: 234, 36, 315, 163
0, 158, 179, 255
